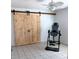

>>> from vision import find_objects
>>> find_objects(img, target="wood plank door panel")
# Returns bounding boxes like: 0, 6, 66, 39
14, 13, 25, 45
24, 14, 33, 44
31, 14, 40, 43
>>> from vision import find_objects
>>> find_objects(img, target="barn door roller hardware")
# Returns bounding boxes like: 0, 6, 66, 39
12, 10, 15, 15
26, 11, 30, 15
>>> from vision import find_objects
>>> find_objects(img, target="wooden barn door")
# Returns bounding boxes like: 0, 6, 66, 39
13, 13, 27, 45
24, 14, 33, 44
13, 12, 40, 45
30, 14, 40, 43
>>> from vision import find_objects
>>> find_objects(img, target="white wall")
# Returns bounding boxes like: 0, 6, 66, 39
40, 14, 54, 41
54, 8, 68, 45
11, 8, 54, 46
11, 13, 16, 46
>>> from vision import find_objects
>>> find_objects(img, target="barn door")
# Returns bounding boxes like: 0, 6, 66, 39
13, 13, 26, 45
13, 12, 40, 45
24, 14, 33, 44
31, 14, 40, 43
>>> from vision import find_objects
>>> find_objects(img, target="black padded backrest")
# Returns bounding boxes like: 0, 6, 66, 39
51, 22, 59, 36
52, 22, 59, 31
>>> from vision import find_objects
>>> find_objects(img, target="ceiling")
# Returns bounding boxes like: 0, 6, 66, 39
11, 0, 68, 10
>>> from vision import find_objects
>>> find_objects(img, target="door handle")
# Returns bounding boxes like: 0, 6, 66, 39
28, 30, 30, 32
